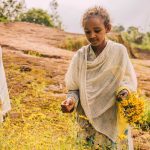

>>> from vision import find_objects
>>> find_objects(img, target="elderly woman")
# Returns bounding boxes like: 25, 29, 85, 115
61, 6, 137, 150
0, 46, 11, 122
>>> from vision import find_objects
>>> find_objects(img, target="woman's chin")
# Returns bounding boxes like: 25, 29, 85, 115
90, 42, 100, 47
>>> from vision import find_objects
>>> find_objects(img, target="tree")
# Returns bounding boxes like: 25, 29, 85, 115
127, 26, 144, 44
49, 0, 62, 29
127, 26, 139, 34
19, 8, 54, 27
112, 25, 125, 33
0, 0, 25, 22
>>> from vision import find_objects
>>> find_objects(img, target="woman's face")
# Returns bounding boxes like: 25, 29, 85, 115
83, 17, 110, 47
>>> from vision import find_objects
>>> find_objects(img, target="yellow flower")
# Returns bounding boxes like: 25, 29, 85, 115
79, 115, 89, 121
118, 134, 127, 140
118, 92, 145, 125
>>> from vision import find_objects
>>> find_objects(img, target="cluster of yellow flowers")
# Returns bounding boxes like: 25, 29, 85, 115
118, 92, 145, 125
79, 115, 89, 121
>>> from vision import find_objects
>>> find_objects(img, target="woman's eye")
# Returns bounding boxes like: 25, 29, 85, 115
85, 31, 90, 34
94, 30, 101, 33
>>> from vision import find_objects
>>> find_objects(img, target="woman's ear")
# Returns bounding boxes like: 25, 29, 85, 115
106, 24, 111, 33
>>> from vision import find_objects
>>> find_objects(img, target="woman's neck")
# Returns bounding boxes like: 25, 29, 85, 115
91, 40, 107, 57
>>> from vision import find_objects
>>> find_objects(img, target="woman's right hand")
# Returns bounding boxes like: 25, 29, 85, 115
61, 98, 75, 113
116, 89, 129, 102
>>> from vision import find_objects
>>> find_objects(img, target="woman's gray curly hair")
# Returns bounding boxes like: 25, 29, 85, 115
82, 6, 111, 28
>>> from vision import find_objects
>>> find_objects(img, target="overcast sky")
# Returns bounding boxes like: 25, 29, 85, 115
25, 0, 150, 33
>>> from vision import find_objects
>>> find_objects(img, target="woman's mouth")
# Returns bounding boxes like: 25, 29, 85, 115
89, 38, 98, 43
90, 39, 98, 44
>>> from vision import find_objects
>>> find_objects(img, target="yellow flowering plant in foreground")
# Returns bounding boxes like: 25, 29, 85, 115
118, 92, 145, 125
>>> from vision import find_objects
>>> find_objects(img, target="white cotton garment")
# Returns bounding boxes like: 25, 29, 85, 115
65, 40, 137, 142
0, 46, 11, 122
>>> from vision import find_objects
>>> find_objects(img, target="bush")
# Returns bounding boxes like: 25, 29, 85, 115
121, 27, 150, 51
0, 16, 8, 22
19, 8, 54, 27
59, 36, 88, 51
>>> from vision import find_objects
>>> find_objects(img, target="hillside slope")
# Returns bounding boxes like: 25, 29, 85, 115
0, 22, 150, 149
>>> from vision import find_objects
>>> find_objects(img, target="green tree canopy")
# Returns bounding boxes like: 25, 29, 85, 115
19, 8, 54, 27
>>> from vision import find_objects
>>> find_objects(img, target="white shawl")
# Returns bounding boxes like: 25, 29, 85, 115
65, 40, 137, 141
0, 47, 11, 122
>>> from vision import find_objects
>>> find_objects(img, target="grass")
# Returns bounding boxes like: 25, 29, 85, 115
0, 53, 90, 150
59, 36, 88, 51
0, 52, 150, 149
23, 50, 42, 57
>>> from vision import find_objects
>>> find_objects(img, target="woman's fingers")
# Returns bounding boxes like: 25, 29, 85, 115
121, 92, 128, 97
117, 89, 129, 100
61, 99, 75, 113
61, 104, 73, 113
61, 105, 68, 113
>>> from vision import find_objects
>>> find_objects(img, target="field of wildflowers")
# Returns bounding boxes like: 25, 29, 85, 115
0, 50, 149, 149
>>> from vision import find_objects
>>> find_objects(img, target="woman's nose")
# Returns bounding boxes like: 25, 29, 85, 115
89, 31, 96, 38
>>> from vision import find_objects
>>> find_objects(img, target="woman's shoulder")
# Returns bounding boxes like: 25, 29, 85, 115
110, 40, 126, 50
73, 44, 90, 58
77, 44, 89, 53
109, 40, 128, 55
70, 45, 89, 62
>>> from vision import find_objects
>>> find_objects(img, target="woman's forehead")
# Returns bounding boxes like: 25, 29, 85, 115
83, 17, 105, 29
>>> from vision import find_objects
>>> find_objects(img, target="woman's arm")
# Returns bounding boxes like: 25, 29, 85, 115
62, 52, 80, 113
61, 90, 79, 113
67, 90, 79, 108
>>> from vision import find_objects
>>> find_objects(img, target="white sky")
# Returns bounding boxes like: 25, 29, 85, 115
25, 0, 150, 33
